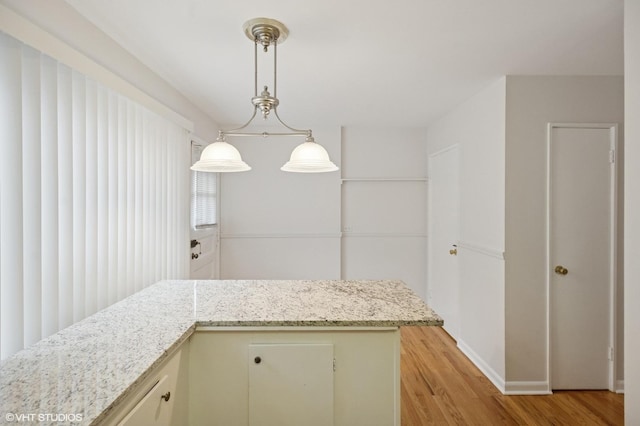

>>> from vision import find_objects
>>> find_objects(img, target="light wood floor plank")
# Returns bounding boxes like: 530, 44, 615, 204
400, 326, 624, 426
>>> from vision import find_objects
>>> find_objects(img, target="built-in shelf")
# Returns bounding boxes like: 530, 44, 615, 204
341, 177, 428, 182
221, 233, 341, 239
341, 232, 427, 238
341, 176, 427, 238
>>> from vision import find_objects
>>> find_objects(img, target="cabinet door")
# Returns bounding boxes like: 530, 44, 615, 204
248, 343, 334, 426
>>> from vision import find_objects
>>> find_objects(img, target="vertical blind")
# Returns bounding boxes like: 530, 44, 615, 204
0, 32, 191, 360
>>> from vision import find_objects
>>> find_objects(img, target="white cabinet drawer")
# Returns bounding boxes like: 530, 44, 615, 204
118, 374, 173, 426
102, 346, 187, 426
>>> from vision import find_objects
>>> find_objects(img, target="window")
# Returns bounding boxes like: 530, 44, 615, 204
191, 142, 217, 228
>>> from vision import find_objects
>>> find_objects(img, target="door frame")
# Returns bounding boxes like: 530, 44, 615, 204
545, 122, 618, 392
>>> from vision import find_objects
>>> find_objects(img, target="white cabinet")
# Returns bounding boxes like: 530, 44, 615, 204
189, 327, 401, 426
104, 327, 401, 426
248, 343, 334, 426
103, 346, 188, 426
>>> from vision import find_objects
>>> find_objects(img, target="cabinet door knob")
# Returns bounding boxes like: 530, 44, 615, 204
254, 356, 262, 364
161, 391, 171, 402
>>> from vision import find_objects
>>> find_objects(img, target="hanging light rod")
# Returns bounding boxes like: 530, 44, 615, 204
191, 17, 339, 174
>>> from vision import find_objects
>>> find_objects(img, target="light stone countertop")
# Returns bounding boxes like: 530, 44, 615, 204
0, 280, 442, 425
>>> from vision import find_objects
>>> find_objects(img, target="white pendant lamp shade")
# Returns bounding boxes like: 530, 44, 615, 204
190, 141, 251, 172
281, 141, 339, 173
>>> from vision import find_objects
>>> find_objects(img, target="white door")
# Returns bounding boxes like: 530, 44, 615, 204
428, 145, 460, 339
190, 139, 219, 279
549, 124, 617, 390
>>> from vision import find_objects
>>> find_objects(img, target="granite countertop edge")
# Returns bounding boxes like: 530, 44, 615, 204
195, 319, 443, 327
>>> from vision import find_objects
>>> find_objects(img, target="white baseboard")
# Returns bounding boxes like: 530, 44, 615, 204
457, 339, 553, 395
456, 340, 623, 396
504, 381, 552, 395
504, 379, 623, 394
457, 338, 506, 394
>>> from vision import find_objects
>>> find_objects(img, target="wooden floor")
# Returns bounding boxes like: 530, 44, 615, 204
400, 326, 624, 425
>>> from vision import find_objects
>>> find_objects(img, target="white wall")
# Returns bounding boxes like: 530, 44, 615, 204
504, 76, 624, 389
624, 1, 640, 423
219, 127, 342, 279
1, 0, 218, 140
341, 127, 428, 298
426, 77, 507, 386
219, 126, 429, 296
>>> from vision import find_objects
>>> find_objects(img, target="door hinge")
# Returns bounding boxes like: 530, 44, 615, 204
608, 347, 614, 361
609, 150, 615, 163
333, 358, 336, 372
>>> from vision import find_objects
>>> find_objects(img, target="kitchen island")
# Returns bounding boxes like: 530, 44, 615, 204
0, 280, 442, 425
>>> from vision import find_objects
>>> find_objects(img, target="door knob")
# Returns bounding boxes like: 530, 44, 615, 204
554, 265, 568, 275
449, 248, 457, 255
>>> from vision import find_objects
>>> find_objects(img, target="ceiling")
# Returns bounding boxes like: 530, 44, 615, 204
63, 0, 623, 129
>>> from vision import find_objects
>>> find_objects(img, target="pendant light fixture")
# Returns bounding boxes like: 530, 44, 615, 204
191, 18, 338, 173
